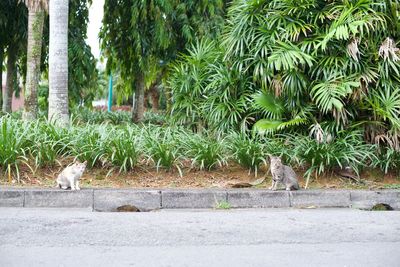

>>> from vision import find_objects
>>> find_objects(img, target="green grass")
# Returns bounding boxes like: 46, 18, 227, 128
382, 184, 400, 189
1, 115, 399, 184
228, 132, 266, 175
143, 126, 183, 173
215, 201, 231, 210
181, 132, 227, 170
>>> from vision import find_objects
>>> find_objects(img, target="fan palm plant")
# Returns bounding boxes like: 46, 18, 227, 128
223, 0, 400, 146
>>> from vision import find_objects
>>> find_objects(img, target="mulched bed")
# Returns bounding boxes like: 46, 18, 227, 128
1, 163, 399, 190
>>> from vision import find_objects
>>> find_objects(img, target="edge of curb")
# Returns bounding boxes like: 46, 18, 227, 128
0, 188, 399, 210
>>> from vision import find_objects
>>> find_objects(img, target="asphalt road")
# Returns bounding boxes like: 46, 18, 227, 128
0, 208, 399, 267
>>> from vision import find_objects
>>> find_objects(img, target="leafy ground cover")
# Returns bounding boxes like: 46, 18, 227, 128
1, 113, 399, 189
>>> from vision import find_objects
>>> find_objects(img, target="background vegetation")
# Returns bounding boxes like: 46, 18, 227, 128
1, 0, 400, 185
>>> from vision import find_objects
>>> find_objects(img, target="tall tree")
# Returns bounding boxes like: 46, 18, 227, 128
48, 0, 69, 126
23, 0, 47, 120
0, 0, 8, 110
36, 0, 98, 111
100, 0, 226, 123
2, 0, 27, 113
67, 0, 98, 106
3, 46, 16, 112
0, 46, 3, 110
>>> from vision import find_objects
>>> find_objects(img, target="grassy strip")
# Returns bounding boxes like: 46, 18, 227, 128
0, 116, 399, 182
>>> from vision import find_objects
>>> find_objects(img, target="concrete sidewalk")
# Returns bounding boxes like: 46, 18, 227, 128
0, 187, 399, 211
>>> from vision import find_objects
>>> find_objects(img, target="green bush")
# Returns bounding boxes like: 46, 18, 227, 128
104, 126, 142, 172
143, 126, 182, 172
0, 117, 30, 180
375, 148, 400, 174
142, 111, 167, 125
71, 107, 131, 125
181, 132, 227, 170
291, 131, 376, 180
228, 132, 266, 174
26, 121, 66, 168
69, 125, 108, 167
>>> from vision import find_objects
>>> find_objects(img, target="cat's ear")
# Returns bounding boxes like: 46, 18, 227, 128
83, 161, 87, 166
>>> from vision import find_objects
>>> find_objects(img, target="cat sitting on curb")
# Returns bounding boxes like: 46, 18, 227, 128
269, 156, 300, 191
56, 161, 87, 190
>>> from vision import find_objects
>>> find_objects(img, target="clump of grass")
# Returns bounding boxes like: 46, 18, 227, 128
68, 125, 108, 167
143, 126, 182, 173
27, 122, 61, 169
142, 111, 167, 125
375, 148, 400, 174
181, 132, 227, 170
290, 131, 377, 187
264, 135, 295, 165
215, 201, 231, 209
382, 184, 400, 189
371, 203, 393, 211
71, 107, 131, 125
104, 126, 142, 173
228, 132, 266, 175
0, 117, 30, 181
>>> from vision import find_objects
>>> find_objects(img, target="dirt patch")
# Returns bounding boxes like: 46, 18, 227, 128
1, 163, 399, 190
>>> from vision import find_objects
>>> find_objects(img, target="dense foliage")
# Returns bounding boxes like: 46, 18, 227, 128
100, 0, 227, 121
0, 0, 98, 110
2, 0, 400, 183
67, 0, 98, 106
169, 0, 400, 147
168, 40, 255, 132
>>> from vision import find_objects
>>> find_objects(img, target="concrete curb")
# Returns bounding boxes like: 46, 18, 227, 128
227, 190, 289, 208
162, 189, 227, 209
0, 188, 399, 210
94, 189, 161, 211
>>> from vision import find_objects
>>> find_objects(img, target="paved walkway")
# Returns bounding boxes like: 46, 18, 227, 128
0, 208, 399, 266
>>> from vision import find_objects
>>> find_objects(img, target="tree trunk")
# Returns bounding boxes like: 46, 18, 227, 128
144, 89, 149, 109
132, 73, 145, 123
149, 83, 159, 112
165, 86, 172, 115
0, 45, 3, 110
48, 0, 69, 127
23, 8, 45, 121
3, 46, 17, 113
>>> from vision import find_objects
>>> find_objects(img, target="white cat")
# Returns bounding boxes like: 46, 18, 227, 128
56, 161, 87, 190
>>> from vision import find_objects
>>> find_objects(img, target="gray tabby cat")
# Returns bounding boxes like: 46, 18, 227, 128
269, 156, 300, 191
56, 161, 87, 190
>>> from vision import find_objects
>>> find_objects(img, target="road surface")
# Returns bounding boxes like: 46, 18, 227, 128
0, 208, 399, 267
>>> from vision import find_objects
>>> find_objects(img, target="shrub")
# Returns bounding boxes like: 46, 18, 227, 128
375, 148, 400, 174
291, 131, 376, 186
143, 127, 182, 173
0, 117, 30, 180
228, 132, 266, 174
68, 125, 108, 167
181, 132, 227, 170
26, 121, 65, 169
104, 126, 142, 172
142, 111, 167, 125
71, 107, 131, 125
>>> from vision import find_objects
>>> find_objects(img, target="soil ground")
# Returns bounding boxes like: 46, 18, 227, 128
1, 162, 399, 190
